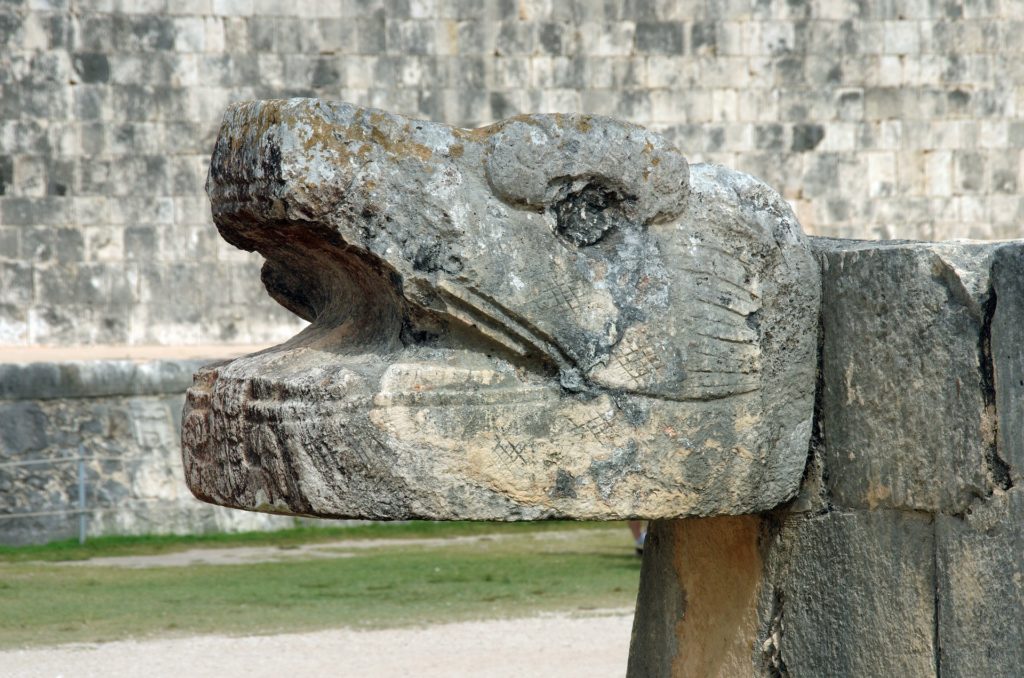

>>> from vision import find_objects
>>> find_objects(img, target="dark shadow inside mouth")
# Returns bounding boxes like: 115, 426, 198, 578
214, 213, 409, 357
221, 216, 564, 380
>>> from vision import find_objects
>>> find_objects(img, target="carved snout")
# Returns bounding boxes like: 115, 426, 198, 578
485, 114, 690, 226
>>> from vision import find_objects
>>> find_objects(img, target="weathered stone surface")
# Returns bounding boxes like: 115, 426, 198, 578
936, 488, 1024, 677
628, 510, 938, 678
991, 245, 1024, 488
762, 509, 937, 677
4, 3, 1024, 350
182, 99, 820, 521
815, 239, 1015, 514
627, 238, 1024, 677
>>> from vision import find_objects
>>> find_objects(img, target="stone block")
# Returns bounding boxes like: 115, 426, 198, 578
71, 52, 110, 84
278, 17, 309, 53
634, 21, 684, 54
689, 21, 716, 54
628, 516, 764, 677
355, 13, 386, 53
0, 402, 49, 454
18, 226, 55, 263
35, 262, 110, 305
537, 22, 575, 55
791, 123, 825, 152
764, 510, 937, 677
0, 196, 72, 227
0, 262, 33, 305
578, 21, 635, 56
494, 19, 535, 56
991, 244, 1024, 485
53, 226, 83, 263
0, 228, 18, 260
815, 239, 1015, 513
936, 488, 1024, 677
0, 307, 27, 346
532, 56, 587, 90
386, 19, 437, 55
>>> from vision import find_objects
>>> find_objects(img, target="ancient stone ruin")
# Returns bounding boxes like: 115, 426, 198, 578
183, 99, 1022, 677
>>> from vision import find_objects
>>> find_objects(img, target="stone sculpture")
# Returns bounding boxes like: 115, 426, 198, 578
183, 100, 1022, 677
182, 98, 820, 521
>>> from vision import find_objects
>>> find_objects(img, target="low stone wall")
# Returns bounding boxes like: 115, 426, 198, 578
629, 238, 1024, 677
0, 355, 305, 545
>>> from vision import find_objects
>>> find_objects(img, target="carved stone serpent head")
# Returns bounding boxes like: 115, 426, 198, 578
183, 99, 819, 520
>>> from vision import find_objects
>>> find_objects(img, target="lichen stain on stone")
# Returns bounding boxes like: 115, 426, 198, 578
229, 99, 283, 159
275, 101, 438, 166
865, 480, 893, 510
451, 123, 500, 143
980, 402, 997, 451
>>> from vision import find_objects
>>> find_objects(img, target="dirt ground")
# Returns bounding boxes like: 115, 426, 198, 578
1, 611, 634, 678
46, 532, 541, 568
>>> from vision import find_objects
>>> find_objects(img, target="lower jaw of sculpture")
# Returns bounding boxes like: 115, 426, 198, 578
180, 324, 807, 521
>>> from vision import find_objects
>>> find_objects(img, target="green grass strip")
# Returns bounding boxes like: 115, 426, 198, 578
0, 526, 641, 648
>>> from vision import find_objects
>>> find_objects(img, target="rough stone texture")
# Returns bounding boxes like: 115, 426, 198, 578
181, 99, 820, 520
627, 238, 1024, 677
2, 1, 1023, 347
936, 488, 1024, 677
627, 520, 685, 678
814, 239, 1020, 514
0, 359, 306, 546
629, 511, 937, 678
991, 245, 1024, 488
758, 509, 937, 677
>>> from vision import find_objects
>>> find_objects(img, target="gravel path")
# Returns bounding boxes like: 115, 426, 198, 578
2, 611, 634, 678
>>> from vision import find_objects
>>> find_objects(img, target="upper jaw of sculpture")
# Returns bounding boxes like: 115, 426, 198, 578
183, 98, 820, 522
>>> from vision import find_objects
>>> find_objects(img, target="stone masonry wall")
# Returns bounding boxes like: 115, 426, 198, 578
0, 358, 307, 545
2, 0, 1023, 346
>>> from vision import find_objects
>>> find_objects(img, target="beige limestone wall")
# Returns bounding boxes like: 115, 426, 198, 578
1, 0, 1021, 346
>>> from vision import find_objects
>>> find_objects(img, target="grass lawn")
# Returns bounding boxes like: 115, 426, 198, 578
0, 522, 641, 648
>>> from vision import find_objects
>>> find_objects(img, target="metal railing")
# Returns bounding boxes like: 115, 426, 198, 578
0, 444, 147, 544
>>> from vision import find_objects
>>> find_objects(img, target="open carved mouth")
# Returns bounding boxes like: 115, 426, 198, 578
238, 218, 573, 404
181, 98, 820, 524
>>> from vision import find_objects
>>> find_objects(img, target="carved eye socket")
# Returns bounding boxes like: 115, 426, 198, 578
551, 184, 629, 247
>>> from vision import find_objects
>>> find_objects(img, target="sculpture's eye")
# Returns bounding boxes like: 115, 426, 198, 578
551, 184, 629, 247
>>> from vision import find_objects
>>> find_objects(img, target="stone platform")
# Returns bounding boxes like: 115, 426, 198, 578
0, 345, 311, 546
